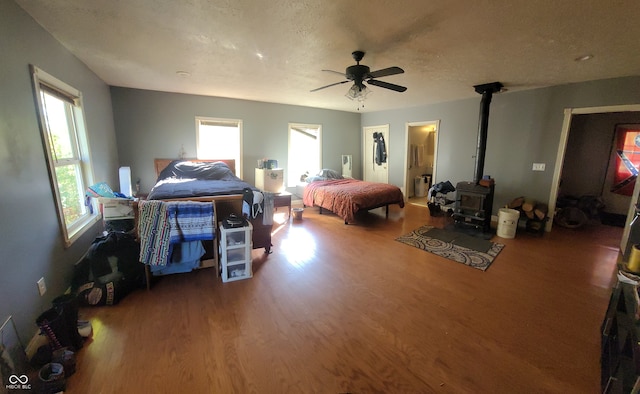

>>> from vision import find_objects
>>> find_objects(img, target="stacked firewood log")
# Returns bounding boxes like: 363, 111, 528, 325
508, 196, 548, 234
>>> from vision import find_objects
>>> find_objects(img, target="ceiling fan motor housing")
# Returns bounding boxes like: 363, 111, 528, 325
346, 64, 370, 82
310, 50, 406, 94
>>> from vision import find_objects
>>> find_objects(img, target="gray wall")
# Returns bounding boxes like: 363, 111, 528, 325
0, 1, 119, 341
362, 77, 640, 213
110, 88, 361, 193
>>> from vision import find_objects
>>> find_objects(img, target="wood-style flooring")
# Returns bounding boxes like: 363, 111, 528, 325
67, 202, 622, 393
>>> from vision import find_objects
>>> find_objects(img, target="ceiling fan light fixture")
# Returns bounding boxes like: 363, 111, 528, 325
310, 51, 405, 103
345, 84, 370, 102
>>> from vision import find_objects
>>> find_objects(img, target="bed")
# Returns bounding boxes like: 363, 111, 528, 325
135, 159, 273, 287
302, 176, 405, 224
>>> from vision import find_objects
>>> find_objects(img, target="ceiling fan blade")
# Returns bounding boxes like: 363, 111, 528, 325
367, 66, 404, 79
367, 79, 407, 92
322, 69, 346, 77
310, 80, 349, 92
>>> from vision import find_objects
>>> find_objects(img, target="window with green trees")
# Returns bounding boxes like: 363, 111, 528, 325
31, 65, 99, 246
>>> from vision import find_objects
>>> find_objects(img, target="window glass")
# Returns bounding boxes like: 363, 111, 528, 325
288, 124, 321, 186
196, 117, 242, 176
54, 164, 86, 225
42, 92, 75, 159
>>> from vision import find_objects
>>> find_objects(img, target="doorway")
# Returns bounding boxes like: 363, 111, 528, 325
549, 105, 640, 253
404, 121, 439, 205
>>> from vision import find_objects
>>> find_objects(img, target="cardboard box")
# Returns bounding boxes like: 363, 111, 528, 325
98, 197, 134, 220
255, 168, 284, 193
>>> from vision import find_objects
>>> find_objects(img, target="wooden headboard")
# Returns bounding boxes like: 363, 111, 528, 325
154, 158, 236, 178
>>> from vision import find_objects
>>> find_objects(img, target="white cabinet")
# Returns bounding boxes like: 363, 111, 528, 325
219, 222, 252, 282
255, 168, 284, 193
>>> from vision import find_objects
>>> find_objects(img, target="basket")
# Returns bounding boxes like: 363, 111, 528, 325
292, 208, 304, 220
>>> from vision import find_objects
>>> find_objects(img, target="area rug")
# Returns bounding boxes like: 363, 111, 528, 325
395, 225, 505, 271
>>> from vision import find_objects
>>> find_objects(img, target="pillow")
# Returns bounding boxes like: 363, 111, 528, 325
305, 175, 326, 183
157, 160, 236, 182
317, 169, 343, 179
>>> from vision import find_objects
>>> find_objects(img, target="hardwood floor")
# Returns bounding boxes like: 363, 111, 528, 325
67, 202, 621, 393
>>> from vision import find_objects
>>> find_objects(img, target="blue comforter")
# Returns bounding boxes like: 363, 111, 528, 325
147, 160, 256, 199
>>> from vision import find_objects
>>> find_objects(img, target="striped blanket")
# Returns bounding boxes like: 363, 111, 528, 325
138, 200, 215, 266
167, 201, 216, 243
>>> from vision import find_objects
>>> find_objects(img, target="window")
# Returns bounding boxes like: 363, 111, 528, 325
288, 123, 321, 186
196, 117, 242, 176
31, 65, 98, 247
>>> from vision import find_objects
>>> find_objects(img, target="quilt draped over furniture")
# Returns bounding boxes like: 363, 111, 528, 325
138, 200, 215, 266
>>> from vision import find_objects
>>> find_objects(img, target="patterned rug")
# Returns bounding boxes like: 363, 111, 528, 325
395, 225, 505, 271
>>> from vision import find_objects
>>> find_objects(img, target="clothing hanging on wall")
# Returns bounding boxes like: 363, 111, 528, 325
373, 132, 387, 165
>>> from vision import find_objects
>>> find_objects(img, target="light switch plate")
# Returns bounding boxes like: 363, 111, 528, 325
37, 277, 46, 296
532, 163, 546, 171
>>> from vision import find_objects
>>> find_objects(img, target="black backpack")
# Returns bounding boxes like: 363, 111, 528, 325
71, 232, 144, 306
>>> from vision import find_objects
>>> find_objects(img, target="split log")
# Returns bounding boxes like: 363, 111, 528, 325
534, 203, 549, 220
525, 210, 535, 220
508, 196, 524, 209
522, 198, 536, 213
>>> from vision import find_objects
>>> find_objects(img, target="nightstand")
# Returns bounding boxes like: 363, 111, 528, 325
273, 191, 292, 219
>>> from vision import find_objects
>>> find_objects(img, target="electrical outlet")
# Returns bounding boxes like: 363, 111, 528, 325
37, 277, 46, 296
532, 163, 546, 171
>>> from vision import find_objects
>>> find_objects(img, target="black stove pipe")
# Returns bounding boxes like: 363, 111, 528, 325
472, 82, 503, 184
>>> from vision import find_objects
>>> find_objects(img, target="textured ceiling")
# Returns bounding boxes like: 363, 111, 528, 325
15, 0, 640, 113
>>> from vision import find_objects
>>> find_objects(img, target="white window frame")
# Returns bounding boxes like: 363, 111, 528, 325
195, 117, 243, 177
288, 123, 322, 187
30, 65, 98, 247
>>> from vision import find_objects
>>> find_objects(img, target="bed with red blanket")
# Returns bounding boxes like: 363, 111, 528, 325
302, 178, 405, 224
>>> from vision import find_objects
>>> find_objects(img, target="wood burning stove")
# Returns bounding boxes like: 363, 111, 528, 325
453, 82, 503, 233
453, 181, 494, 231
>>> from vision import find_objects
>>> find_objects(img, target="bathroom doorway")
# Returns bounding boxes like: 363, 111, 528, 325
404, 120, 439, 206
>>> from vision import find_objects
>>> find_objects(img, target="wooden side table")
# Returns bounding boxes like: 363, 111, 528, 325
273, 191, 292, 219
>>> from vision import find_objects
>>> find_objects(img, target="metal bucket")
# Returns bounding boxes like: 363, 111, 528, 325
292, 208, 304, 220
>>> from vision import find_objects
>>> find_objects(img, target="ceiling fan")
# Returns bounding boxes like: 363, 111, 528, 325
310, 51, 407, 99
